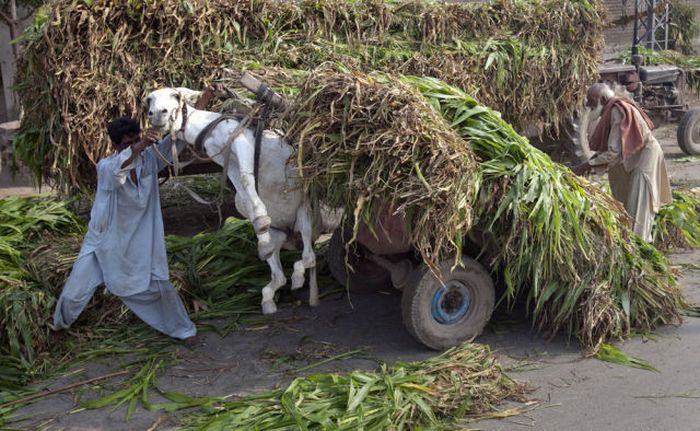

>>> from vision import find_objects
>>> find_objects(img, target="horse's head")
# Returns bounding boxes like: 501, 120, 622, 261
144, 87, 200, 132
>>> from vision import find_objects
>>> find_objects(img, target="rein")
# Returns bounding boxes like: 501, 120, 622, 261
153, 84, 278, 223
163, 94, 189, 177
152, 101, 255, 221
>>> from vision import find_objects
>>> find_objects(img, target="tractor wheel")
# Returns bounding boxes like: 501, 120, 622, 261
678, 108, 700, 155
326, 226, 391, 291
401, 256, 495, 350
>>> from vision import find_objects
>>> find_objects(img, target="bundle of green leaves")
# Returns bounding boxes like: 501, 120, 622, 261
14, 0, 604, 192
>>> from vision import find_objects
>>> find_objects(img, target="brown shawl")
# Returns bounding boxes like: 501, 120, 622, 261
590, 96, 655, 160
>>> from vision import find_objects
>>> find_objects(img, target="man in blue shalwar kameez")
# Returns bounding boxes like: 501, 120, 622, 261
52, 117, 196, 341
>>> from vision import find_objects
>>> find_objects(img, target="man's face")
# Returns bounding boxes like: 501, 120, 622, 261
585, 92, 599, 110
586, 93, 604, 121
589, 101, 604, 121
115, 132, 140, 152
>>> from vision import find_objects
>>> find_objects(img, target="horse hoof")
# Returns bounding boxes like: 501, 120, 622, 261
262, 301, 278, 315
291, 274, 305, 290
253, 215, 272, 234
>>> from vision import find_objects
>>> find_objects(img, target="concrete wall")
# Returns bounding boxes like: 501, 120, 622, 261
0, 7, 33, 123
460, 0, 699, 57
603, 0, 700, 57
602, 0, 635, 57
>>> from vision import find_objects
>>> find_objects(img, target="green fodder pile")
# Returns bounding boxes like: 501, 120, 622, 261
653, 188, 700, 251
0, 196, 85, 386
284, 68, 479, 268
14, 0, 604, 192
285, 68, 684, 351
183, 343, 528, 430
0, 194, 281, 387
401, 75, 684, 351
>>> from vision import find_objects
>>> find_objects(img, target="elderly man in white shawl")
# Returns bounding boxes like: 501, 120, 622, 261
572, 83, 672, 242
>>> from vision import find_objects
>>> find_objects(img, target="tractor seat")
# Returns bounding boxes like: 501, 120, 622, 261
639, 65, 682, 85
598, 64, 636, 75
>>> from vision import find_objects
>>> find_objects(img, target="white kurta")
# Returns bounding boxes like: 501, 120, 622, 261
589, 107, 672, 242
53, 137, 196, 339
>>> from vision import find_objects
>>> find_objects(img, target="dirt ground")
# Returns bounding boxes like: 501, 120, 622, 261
4, 123, 700, 430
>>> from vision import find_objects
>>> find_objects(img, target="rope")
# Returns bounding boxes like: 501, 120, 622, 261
254, 83, 275, 194
155, 82, 279, 222
166, 94, 188, 177
155, 110, 254, 223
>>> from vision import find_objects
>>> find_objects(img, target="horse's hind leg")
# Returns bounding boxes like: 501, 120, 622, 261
291, 201, 318, 306
261, 229, 289, 315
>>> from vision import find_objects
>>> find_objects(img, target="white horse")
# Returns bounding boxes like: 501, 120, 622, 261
145, 87, 318, 314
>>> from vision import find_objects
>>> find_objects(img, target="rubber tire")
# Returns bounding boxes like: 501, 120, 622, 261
325, 226, 392, 291
678, 108, 700, 155
401, 256, 495, 351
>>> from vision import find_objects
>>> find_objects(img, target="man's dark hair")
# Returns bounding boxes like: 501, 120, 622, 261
107, 117, 140, 145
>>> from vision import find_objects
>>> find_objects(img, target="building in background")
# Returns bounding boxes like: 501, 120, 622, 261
604, 0, 700, 56
461, 0, 700, 58
0, 4, 32, 123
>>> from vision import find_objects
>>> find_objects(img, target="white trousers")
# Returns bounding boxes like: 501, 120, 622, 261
609, 140, 671, 242
52, 252, 196, 340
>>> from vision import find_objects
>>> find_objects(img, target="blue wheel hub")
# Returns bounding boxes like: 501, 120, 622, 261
430, 281, 471, 325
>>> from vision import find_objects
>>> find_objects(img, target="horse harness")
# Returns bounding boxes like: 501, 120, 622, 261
191, 83, 277, 192
152, 86, 291, 236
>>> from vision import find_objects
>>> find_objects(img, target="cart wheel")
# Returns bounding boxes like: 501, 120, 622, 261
401, 257, 495, 350
326, 226, 391, 290
678, 107, 700, 155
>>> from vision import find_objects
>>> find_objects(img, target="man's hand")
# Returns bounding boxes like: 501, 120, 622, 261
142, 127, 162, 147
120, 128, 162, 170
571, 161, 593, 176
